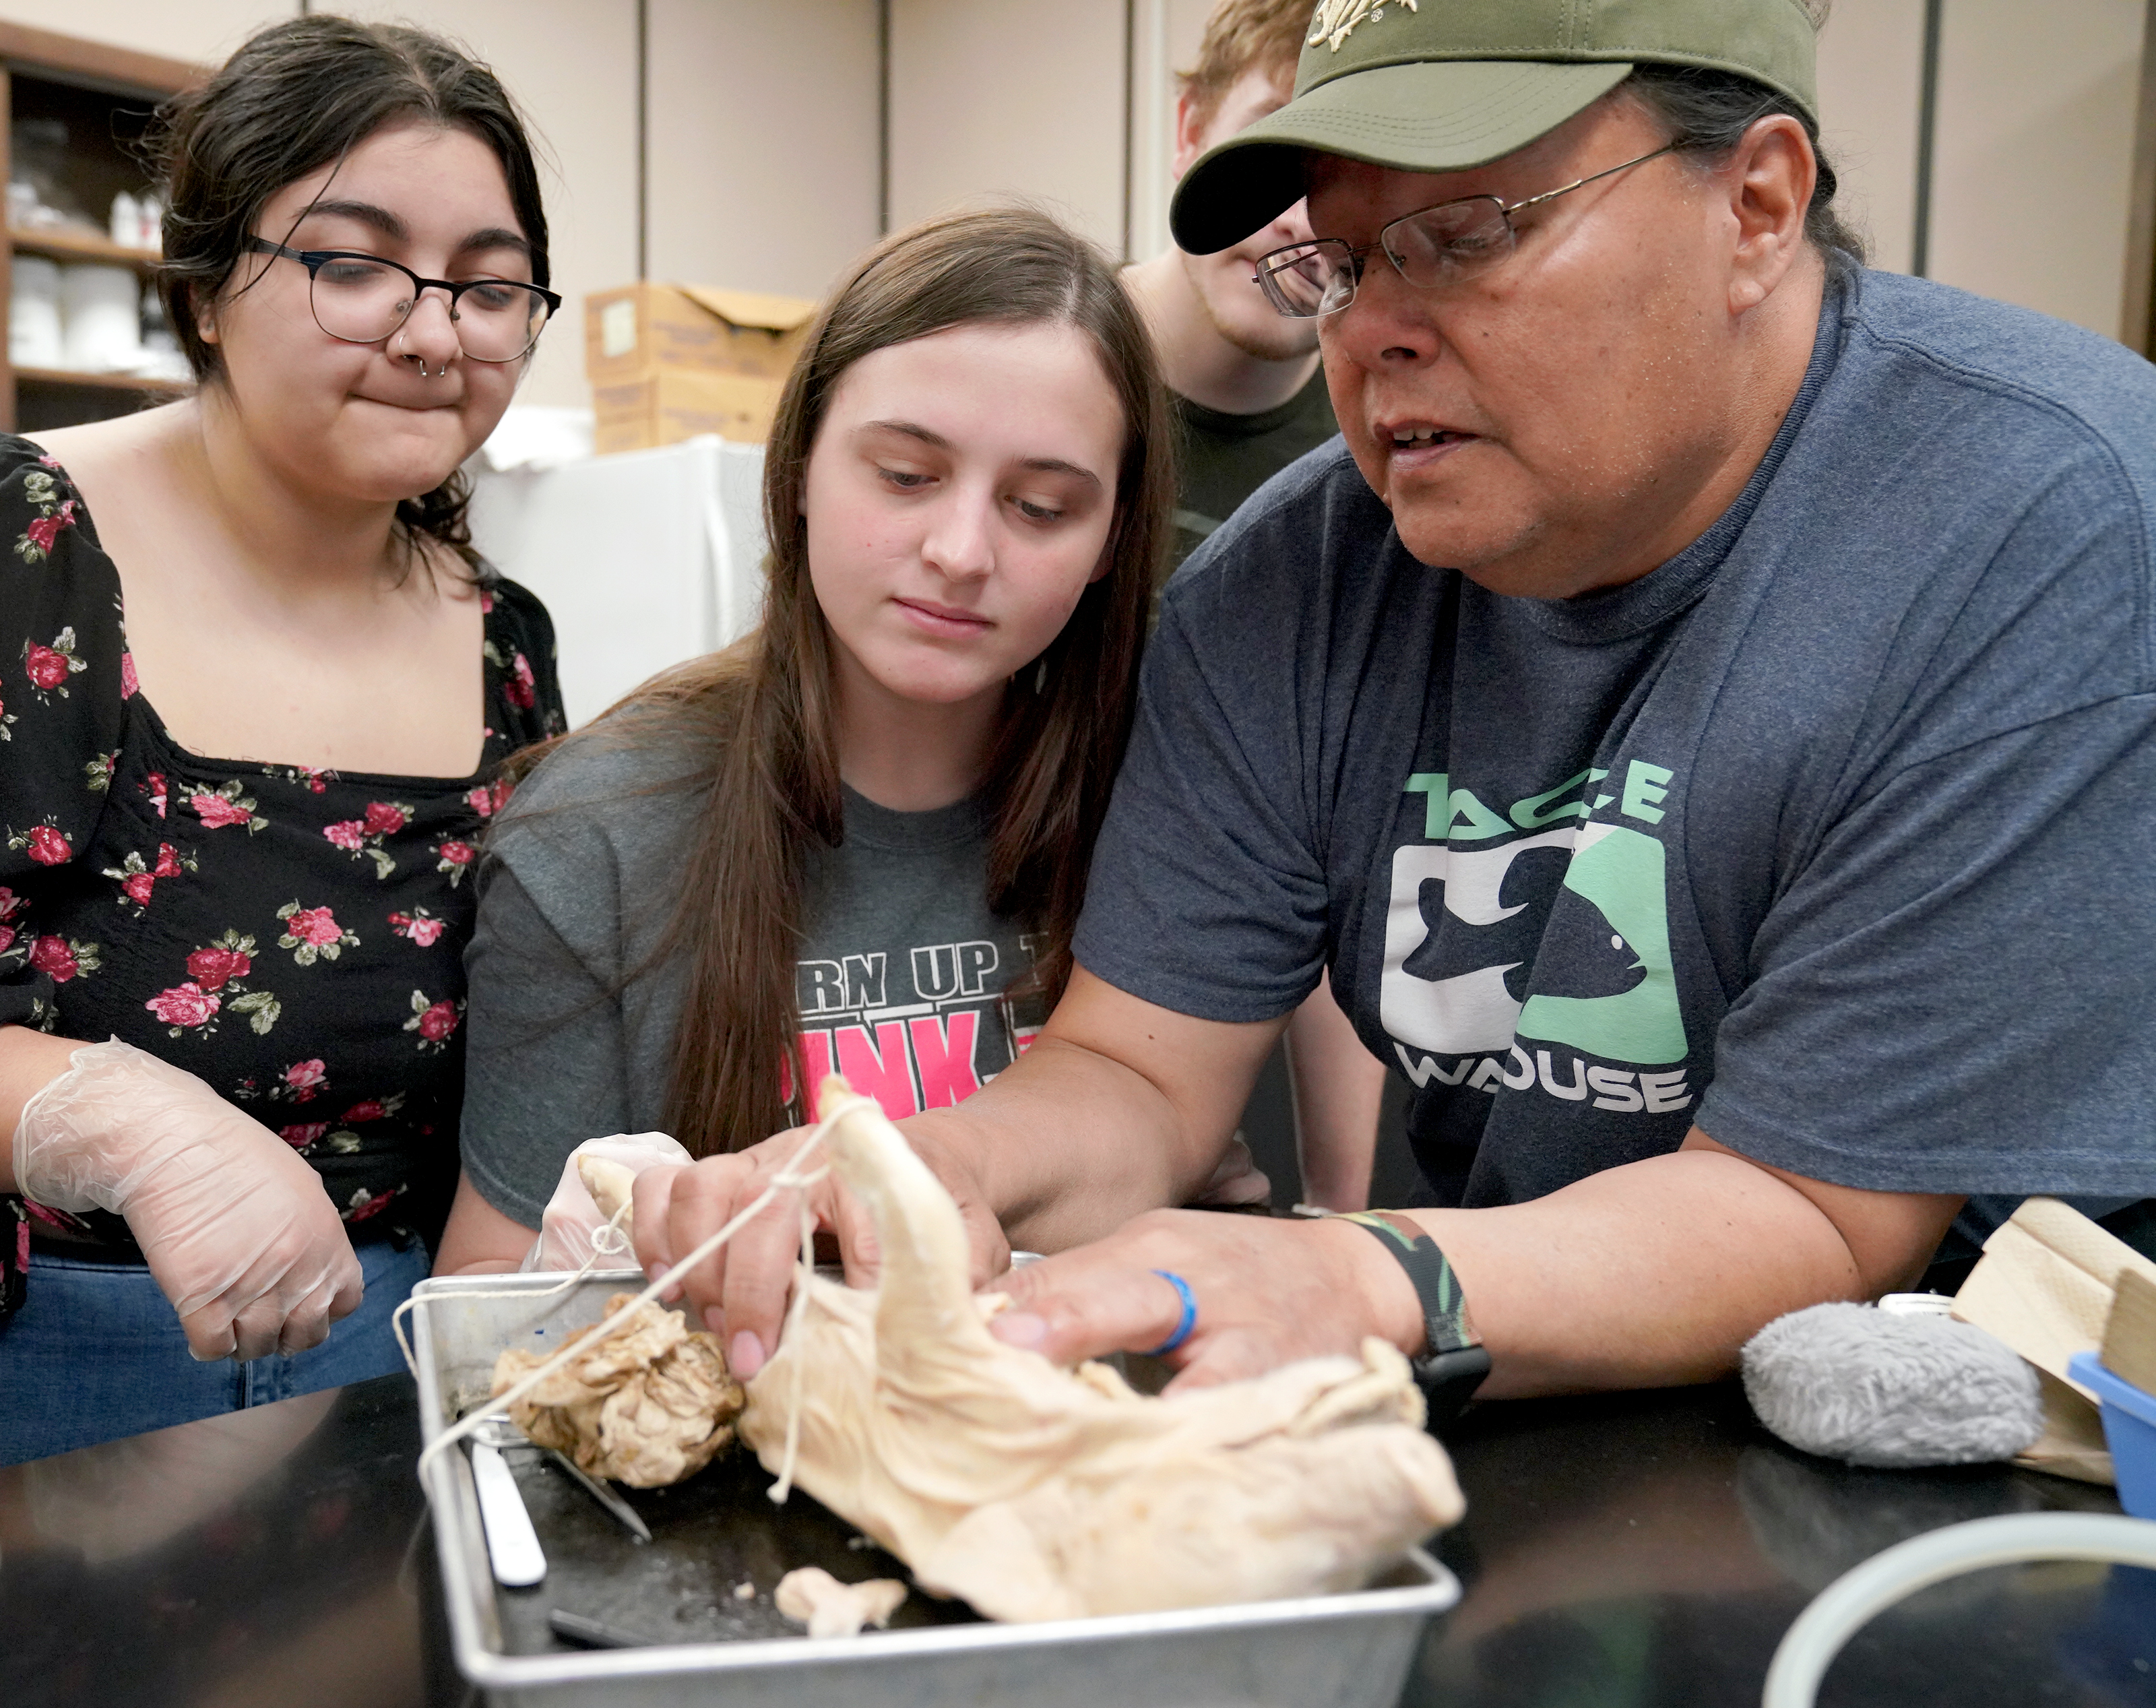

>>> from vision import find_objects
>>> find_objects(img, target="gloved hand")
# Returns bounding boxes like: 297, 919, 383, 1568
520, 1132, 693, 1272
12, 1038, 364, 1362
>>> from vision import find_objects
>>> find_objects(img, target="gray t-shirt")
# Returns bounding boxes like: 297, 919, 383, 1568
1073, 268, 2156, 1238
460, 729, 1037, 1226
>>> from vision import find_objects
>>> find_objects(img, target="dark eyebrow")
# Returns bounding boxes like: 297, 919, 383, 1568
295, 199, 532, 260
861, 419, 1102, 488
297, 199, 406, 242
459, 225, 536, 259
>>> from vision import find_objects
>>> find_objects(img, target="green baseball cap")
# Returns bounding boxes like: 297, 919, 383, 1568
1172, 0, 1820, 255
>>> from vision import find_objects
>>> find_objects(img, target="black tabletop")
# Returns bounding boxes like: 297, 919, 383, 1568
3, 1373, 2151, 1707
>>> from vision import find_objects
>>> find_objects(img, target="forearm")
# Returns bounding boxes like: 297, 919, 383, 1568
996, 1126, 1964, 1397
0, 1025, 88, 1191
1386, 1143, 1959, 1398
1283, 973, 1384, 1211
893, 965, 1285, 1253
903, 1036, 1234, 1254
434, 1170, 540, 1275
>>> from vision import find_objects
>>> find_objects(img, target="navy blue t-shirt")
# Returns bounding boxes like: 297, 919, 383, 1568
1074, 270, 2156, 1229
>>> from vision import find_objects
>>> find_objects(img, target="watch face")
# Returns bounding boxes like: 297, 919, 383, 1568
1414, 1346, 1493, 1429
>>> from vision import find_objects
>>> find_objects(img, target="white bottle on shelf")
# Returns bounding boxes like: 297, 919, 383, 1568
61, 263, 142, 371
11, 255, 62, 368
109, 191, 139, 249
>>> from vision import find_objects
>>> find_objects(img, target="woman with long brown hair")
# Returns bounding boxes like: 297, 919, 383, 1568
437, 207, 1175, 1348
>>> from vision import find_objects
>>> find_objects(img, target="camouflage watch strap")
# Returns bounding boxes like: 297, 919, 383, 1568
1335, 1210, 1490, 1426
1335, 1210, 1482, 1358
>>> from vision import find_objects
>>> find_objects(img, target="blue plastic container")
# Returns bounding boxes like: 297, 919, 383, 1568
2069, 1350, 2156, 1519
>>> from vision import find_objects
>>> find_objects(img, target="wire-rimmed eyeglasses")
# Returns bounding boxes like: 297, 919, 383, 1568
1251, 144, 1679, 319
245, 237, 562, 362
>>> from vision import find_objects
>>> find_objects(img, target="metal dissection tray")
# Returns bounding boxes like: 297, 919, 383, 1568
411, 1270, 1459, 1708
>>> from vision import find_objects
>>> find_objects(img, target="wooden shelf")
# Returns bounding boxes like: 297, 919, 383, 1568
0, 21, 202, 94
0, 27, 205, 433
9, 226, 159, 270
14, 365, 188, 395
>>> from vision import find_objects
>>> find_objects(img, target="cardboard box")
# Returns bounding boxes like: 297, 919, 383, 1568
592, 369, 785, 455
584, 282, 817, 389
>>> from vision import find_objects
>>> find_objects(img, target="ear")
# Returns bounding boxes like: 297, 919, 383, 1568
191, 283, 220, 348
1170, 89, 1212, 181
1722, 114, 1816, 315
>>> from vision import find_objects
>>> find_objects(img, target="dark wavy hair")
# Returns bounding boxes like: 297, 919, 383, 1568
145, 15, 550, 573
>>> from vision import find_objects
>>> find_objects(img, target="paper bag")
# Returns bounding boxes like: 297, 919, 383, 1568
1951, 1197, 2156, 1486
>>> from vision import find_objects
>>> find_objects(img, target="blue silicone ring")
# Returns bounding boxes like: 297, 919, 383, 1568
1144, 1269, 1198, 1356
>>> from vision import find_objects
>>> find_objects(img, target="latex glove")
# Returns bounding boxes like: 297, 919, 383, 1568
520, 1132, 693, 1272
12, 1038, 364, 1362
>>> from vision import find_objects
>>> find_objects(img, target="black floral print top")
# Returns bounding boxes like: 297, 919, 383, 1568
0, 437, 565, 1312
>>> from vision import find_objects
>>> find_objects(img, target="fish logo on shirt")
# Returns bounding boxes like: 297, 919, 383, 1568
1381, 780, 1688, 1068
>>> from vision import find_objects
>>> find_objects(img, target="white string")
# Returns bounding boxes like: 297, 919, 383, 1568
767, 1193, 819, 1504
389, 1203, 635, 1379
408, 1116, 839, 1485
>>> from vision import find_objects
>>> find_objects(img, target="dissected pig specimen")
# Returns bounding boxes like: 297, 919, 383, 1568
736, 1080, 1465, 1623
774, 1567, 910, 1637
491, 1292, 744, 1488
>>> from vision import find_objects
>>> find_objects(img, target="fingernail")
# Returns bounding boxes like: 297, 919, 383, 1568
645, 1261, 666, 1284
990, 1311, 1046, 1349
730, 1330, 765, 1378
703, 1306, 725, 1335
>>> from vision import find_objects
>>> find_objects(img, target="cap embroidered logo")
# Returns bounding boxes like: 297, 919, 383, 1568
1308, 0, 1421, 54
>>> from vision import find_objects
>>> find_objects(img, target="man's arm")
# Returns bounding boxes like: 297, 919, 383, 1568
989, 1127, 1964, 1397
635, 966, 1282, 1364
640, 957, 1959, 1395
1389, 1130, 1961, 1395
908, 967, 1285, 1251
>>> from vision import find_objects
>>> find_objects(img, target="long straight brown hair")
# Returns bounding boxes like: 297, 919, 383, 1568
589, 206, 1172, 1156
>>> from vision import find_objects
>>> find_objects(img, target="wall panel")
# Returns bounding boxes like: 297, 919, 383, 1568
1128, 0, 1216, 262
1929, 0, 2144, 336
645, 0, 879, 301
339, 0, 641, 408
887, 0, 1127, 254
1812, 0, 1926, 276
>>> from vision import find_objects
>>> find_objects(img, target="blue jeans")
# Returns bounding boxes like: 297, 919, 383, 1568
0, 1236, 431, 1465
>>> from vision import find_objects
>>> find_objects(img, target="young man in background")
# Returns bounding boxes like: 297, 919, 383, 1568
1124, 0, 1339, 571
1124, 0, 1391, 1212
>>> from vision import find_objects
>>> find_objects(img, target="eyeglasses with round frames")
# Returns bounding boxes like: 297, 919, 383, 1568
1251, 144, 1680, 319
244, 237, 563, 362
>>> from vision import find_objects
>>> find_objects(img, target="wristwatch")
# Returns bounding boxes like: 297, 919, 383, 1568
1334, 1210, 1491, 1428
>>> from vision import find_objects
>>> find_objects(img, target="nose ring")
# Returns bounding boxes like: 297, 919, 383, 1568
397, 334, 447, 379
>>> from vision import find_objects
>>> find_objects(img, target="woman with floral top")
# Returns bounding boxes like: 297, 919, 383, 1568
0, 18, 565, 1463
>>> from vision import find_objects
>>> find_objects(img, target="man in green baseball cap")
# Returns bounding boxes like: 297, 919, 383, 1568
1173, 0, 1823, 259
650, 0, 2156, 1417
